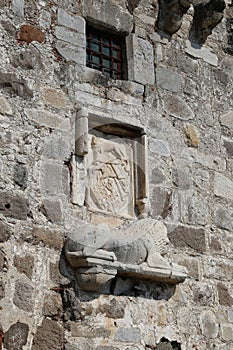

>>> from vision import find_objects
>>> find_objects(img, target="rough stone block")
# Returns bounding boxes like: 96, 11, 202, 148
57, 9, 85, 33
12, 0, 24, 17
42, 134, 70, 160
156, 66, 182, 92
25, 108, 70, 130
14, 254, 34, 279
55, 40, 86, 65
97, 298, 126, 319
221, 323, 233, 341
42, 88, 70, 109
168, 225, 206, 253
199, 311, 219, 339
83, 0, 133, 33
26, 226, 63, 251
43, 291, 63, 317
150, 139, 170, 156
4, 322, 29, 350
0, 220, 11, 242
214, 205, 233, 231
184, 124, 200, 147
151, 187, 171, 218
40, 161, 64, 196
217, 283, 233, 306
214, 173, 233, 200
220, 111, 233, 131
185, 41, 218, 66
151, 167, 166, 184
70, 324, 110, 338
127, 34, 155, 85
0, 191, 29, 220
13, 163, 28, 189
17, 24, 45, 44
32, 319, 64, 350
43, 198, 63, 224
13, 280, 34, 312
114, 327, 141, 342
55, 26, 85, 47
164, 95, 195, 120
0, 95, 12, 115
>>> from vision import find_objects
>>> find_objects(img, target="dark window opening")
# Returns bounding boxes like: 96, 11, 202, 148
86, 26, 126, 80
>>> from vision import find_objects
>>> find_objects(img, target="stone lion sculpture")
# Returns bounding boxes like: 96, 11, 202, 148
65, 218, 171, 269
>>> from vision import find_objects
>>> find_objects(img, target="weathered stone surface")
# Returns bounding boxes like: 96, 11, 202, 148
14, 254, 34, 279
199, 311, 219, 339
17, 24, 45, 43
0, 191, 29, 220
0, 95, 12, 115
127, 35, 155, 85
184, 124, 200, 147
168, 225, 206, 253
4, 322, 29, 350
32, 319, 64, 350
71, 323, 110, 338
217, 283, 233, 306
26, 226, 63, 250
0, 220, 11, 242
156, 67, 182, 92
57, 9, 85, 33
114, 327, 141, 342
177, 257, 199, 280
193, 284, 214, 306
214, 173, 233, 200
43, 198, 63, 224
97, 298, 126, 319
83, 0, 133, 33
13, 280, 34, 312
163, 95, 194, 120
13, 163, 28, 189
172, 163, 191, 189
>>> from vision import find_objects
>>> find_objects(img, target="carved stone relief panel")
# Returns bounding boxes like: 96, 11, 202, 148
72, 108, 149, 219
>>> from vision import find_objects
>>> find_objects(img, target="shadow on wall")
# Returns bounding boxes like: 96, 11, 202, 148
146, 337, 181, 349
156, 0, 226, 45
58, 248, 176, 309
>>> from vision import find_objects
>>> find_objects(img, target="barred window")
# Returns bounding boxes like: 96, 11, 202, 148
86, 26, 126, 80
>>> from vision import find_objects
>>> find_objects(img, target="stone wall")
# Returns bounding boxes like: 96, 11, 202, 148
0, 0, 233, 349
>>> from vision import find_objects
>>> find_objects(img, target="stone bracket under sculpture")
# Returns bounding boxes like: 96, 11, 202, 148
65, 219, 188, 292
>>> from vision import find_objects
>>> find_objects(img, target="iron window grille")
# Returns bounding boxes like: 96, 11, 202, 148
86, 26, 125, 80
